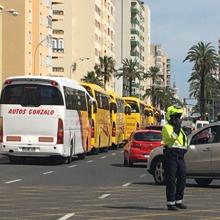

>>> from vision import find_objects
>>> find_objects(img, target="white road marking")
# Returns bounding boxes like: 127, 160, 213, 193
5, 179, 22, 184
140, 174, 146, 178
98, 194, 111, 199
87, 160, 94, 163
58, 213, 75, 220
43, 171, 54, 175
68, 165, 78, 168
122, 182, 131, 187
112, 153, 116, 156
101, 156, 107, 159
120, 150, 124, 154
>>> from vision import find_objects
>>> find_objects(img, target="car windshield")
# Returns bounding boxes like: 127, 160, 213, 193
134, 132, 162, 142
0, 84, 64, 107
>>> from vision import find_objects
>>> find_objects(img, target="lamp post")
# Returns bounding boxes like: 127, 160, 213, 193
33, 38, 48, 75
0, 7, 19, 16
69, 57, 90, 79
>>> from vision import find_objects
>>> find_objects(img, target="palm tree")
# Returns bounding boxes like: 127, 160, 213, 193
143, 66, 164, 106
184, 42, 219, 119
95, 56, 116, 90
81, 71, 103, 87
188, 71, 220, 119
116, 58, 143, 96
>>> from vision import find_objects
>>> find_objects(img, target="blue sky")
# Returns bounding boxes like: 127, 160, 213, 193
144, 0, 220, 101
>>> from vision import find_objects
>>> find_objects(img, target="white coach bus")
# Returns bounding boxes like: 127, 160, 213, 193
0, 76, 93, 163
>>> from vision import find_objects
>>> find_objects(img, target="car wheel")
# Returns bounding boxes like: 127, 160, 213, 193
195, 178, 213, 186
153, 157, 165, 185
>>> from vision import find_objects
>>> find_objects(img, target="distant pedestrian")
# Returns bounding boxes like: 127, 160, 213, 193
162, 105, 189, 211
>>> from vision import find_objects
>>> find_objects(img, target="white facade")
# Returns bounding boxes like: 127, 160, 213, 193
114, 0, 131, 96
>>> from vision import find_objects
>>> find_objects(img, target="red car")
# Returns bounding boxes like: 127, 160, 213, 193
123, 129, 162, 166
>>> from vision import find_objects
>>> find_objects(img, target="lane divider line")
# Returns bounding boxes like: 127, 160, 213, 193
101, 156, 107, 159
140, 174, 146, 178
120, 151, 124, 154
98, 194, 111, 199
58, 213, 75, 220
5, 179, 22, 184
122, 182, 131, 187
68, 165, 78, 168
43, 171, 54, 175
87, 160, 94, 163
112, 153, 116, 156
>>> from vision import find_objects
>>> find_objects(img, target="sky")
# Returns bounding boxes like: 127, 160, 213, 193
144, 0, 220, 102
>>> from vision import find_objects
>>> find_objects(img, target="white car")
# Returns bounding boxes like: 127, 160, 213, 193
147, 122, 220, 186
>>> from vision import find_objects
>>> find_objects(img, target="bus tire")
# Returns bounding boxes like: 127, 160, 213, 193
78, 152, 86, 160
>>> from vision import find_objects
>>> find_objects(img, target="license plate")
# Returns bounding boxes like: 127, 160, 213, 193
21, 147, 36, 152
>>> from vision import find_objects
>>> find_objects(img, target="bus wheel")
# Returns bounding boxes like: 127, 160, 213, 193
78, 152, 86, 160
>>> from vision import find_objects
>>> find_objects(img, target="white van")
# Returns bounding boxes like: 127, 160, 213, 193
195, 120, 209, 130
0, 76, 93, 163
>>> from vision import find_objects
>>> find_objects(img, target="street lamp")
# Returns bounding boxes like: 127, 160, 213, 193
69, 57, 90, 78
33, 38, 48, 75
0, 8, 19, 16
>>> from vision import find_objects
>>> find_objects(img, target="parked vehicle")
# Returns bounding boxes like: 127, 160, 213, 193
123, 97, 146, 139
0, 76, 94, 163
195, 120, 209, 130
147, 122, 220, 186
124, 129, 162, 166
107, 90, 125, 149
81, 83, 112, 153
145, 125, 163, 131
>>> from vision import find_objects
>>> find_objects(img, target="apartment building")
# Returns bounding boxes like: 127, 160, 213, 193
55, 0, 115, 90
1, 0, 53, 82
114, 0, 131, 96
129, 0, 151, 98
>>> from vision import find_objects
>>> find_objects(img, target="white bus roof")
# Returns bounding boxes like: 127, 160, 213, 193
4, 76, 86, 92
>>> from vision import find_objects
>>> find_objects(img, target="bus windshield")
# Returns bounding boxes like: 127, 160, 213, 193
127, 101, 139, 113
0, 84, 64, 106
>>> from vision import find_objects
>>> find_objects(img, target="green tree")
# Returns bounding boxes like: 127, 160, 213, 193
81, 71, 103, 87
95, 56, 116, 90
143, 66, 164, 106
184, 42, 219, 119
116, 58, 143, 96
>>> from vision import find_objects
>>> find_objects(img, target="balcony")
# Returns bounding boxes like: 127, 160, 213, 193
53, 29, 64, 38
130, 29, 140, 36
131, 18, 140, 26
131, 7, 140, 14
52, 0, 64, 4
52, 10, 64, 21
52, 67, 64, 76
131, 51, 140, 57
130, 40, 140, 47
52, 48, 64, 58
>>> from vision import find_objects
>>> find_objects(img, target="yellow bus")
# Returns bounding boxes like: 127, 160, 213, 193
144, 104, 154, 126
81, 83, 112, 153
123, 97, 146, 139
107, 91, 125, 149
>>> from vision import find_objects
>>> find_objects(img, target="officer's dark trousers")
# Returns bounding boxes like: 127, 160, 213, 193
163, 148, 186, 203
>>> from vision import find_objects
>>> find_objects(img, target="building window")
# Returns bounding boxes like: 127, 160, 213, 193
28, 10, 32, 23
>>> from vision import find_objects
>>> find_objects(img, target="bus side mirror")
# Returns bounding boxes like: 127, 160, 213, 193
125, 106, 131, 115
93, 101, 97, 113
110, 103, 117, 114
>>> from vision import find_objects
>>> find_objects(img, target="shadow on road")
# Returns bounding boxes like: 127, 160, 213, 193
103, 205, 166, 211
111, 163, 147, 168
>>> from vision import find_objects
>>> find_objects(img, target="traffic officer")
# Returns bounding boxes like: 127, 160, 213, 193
162, 105, 188, 211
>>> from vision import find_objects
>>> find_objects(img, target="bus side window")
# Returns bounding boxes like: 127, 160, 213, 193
86, 95, 92, 119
